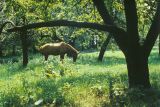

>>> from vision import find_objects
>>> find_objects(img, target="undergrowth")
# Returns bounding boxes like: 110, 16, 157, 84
0, 50, 160, 107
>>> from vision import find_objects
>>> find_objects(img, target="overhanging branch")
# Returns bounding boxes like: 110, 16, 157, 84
7, 20, 125, 36
7, 20, 127, 53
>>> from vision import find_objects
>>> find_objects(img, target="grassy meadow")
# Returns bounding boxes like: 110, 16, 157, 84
0, 49, 160, 107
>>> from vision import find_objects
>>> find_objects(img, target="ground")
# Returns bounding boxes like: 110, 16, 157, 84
0, 49, 160, 107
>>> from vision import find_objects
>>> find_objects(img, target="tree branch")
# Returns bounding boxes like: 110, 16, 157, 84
92, 0, 114, 25
7, 20, 125, 35
92, 0, 128, 53
6, 20, 127, 53
143, 2, 160, 57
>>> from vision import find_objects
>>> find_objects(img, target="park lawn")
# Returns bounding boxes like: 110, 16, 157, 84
0, 50, 160, 107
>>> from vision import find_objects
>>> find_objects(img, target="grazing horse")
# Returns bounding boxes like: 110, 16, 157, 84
39, 42, 79, 62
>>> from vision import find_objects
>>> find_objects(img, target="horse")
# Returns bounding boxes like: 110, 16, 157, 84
39, 42, 79, 62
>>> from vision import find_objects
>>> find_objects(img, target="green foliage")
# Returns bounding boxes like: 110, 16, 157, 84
1, 0, 109, 56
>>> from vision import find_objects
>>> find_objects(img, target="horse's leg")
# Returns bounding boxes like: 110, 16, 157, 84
60, 54, 65, 63
44, 55, 48, 61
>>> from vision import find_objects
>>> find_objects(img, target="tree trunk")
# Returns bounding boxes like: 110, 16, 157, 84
125, 54, 151, 88
0, 43, 3, 57
12, 44, 16, 56
158, 35, 160, 56
21, 31, 28, 67
0, 49, 2, 57
98, 35, 112, 61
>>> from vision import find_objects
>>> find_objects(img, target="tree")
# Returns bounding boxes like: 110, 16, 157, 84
98, 35, 111, 61
98, 0, 124, 61
158, 35, 160, 56
6, 0, 160, 88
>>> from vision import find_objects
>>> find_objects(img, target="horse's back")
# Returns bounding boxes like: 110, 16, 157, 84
39, 42, 67, 55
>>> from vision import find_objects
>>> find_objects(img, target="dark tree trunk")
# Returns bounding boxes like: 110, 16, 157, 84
158, 35, 160, 56
21, 31, 28, 67
0, 42, 4, 57
0, 43, 2, 56
0, 49, 2, 57
81, 45, 84, 51
12, 44, 16, 56
98, 35, 112, 61
125, 53, 151, 88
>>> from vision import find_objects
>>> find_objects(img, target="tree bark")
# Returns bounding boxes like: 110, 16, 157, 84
0, 41, 2, 56
125, 53, 151, 88
12, 44, 16, 56
7, 20, 126, 37
98, 35, 112, 61
21, 31, 28, 67
0, 48, 2, 57
158, 35, 160, 56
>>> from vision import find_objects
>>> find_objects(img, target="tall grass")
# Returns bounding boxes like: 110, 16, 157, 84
0, 50, 160, 107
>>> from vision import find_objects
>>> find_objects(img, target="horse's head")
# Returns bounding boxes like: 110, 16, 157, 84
66, 43, 79, 62
72, 51, 79, 62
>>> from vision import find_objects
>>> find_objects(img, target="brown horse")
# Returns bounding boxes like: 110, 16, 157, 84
39, 42, 79, 62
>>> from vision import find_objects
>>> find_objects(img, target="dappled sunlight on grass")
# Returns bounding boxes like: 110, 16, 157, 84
77, 51, 126, 66
0, 50, 160, 106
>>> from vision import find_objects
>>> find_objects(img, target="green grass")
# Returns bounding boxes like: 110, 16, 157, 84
0, 50, 160, 107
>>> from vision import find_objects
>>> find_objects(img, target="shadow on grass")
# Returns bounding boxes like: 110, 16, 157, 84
77, 55, 126, 66
77, 51, 160, 66
35, 79, 76, 106
35, 72, 128, 106
0, 56, 20, 64
0, 55, 45, 79
34, 72, 160, 107
58, 72, 128, 86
